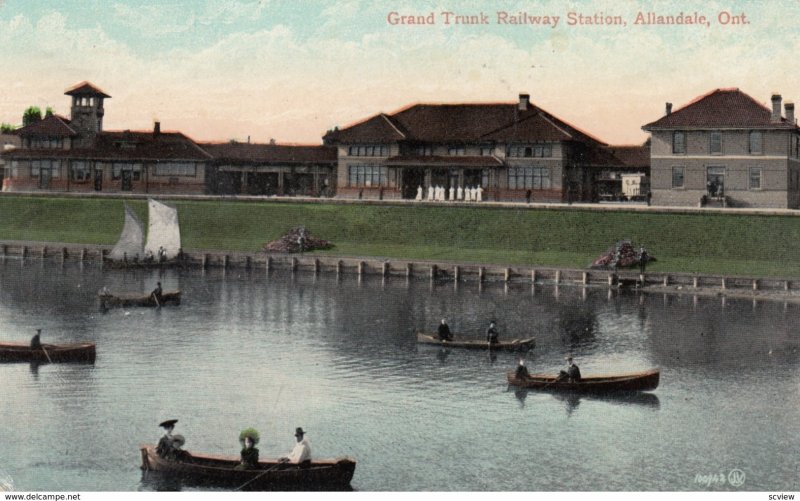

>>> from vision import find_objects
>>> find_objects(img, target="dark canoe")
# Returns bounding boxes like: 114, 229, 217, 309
139, 445, 356, 491
417, 332, 535, 351
0, 342, 96, 363
507, 368, 660, 393
99, 290, 181, 308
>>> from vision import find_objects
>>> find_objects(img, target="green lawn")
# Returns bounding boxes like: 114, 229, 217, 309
1, 196, 799, 277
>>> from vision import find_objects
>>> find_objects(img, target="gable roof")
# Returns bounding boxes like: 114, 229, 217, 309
64, 81, 111, 98
16, 114, 77, 137
326, 99, 607, 146
643, 88, 797, 130
201, 142, 337, 165
607, 144, 650, 169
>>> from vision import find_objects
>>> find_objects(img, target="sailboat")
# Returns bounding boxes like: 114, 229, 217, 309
106, 199, 182, 265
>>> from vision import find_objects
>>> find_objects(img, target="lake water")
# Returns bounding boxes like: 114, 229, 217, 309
0, 258, 797, 491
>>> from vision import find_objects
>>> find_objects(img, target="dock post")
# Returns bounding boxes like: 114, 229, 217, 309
430, 264, 437, 280
315, 259, 321, 274
504, 268, 511, 282
291, 257, 298, 272
1, 244, 5, 257
358, 261, 365, 277
41, 246, 47, 259
693, 276, 699, 289
555, 270, 561, 285
721, 277, 726, 290
336, 260, 343, 276
223, 255, 230, 269
266, 256, 273, 271
382, 261, 389, 277
608, 274, 614, 286
80, 248, 86, 262
61, 247, 67, 263
245, 256, 252, 270
21, 246, 27, 259
405, 262, 412, 278
582, 271, 588, 285
663, 275, 669, 287
453, 266, 460, 282
531, 269, 537, 284
202, 254, 208, 269
752, 279, 758, 291
478, 267, 484, 283
785, 280, 790, 291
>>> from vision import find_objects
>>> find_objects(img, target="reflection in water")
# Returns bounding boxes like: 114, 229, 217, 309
511, 388, 660, 416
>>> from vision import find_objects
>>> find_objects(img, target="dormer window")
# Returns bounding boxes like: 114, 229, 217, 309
672, 131, 686, 154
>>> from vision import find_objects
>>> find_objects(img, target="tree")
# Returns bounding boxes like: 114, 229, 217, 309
0, 123, 16, 133
22, 106, 42, 127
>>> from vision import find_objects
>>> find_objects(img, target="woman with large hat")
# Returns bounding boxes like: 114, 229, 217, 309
237, 428, 260, 470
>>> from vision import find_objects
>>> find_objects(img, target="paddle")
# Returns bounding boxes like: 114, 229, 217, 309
235, 458, 291, 491
40, 344, 53, 364
151, 292, 161, 308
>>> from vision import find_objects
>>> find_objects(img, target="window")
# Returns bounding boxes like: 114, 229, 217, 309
112, 163, 144, 180
482, 169, 490, 187
508, 144, 552, 158
30, 160, 60, 178
347, 165, 388, 187
412, 145, 433, 156
709, 132, 722, 154
448, 146, 465, 156
672, 132, 686, 154
749, 167, 761, 190
348, 144, 388, 157
29, 136, 64, 149
154, 163, 196, 177
507, 167, 550, 189
71, 161, 91, 181
479, 146, 493, 157
672, 167, 684, 188
748, 131, 763, 154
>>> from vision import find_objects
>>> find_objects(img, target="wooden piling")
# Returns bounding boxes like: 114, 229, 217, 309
336, 260, 343, 276
785, 280, 790, 291
721, 278, 726, 290
80, 248, 86, 261
21, 246, 27, 259
315, 259, 321, 274
531, 269, 537, 284
202, 254, 208, 269
358, 261, 365, 277
752, 279, 758, 291
478, 267, 484, 283
61, 247, 67, 263
663, 275, 669, 287
291, 257, 298, 272
693, 276, 699, 289
382, 261, 389, 277
504, 268, 511, 282
453, 266, 460, 282
406, 262, 412, 278
1, 244, 5, 257
555, 270, 561, 284
41, 246, 47, 259
266, 256, 273, 271
582, 271, 588, 285
430, 264, 437, 280
245, 256, 252, 269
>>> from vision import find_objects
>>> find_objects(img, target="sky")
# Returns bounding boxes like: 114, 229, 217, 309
1, 0, 798, 146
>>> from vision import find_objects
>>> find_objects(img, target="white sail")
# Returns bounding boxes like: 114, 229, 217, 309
144, 199, 182, 260
108, 203, 145, 261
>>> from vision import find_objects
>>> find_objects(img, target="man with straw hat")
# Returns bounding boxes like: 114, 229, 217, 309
280, 427, 311, 466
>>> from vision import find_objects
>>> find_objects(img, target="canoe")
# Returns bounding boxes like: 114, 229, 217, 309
417, 332, 535, 351
507, 368, 660, 392
99, 290, 181, 308
0, 342, 96, 363
139, 445, 356, 491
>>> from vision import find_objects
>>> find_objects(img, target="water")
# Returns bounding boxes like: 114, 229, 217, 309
0, 259, 797, 491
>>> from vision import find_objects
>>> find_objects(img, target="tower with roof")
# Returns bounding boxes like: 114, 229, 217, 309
65, 81, 110, 147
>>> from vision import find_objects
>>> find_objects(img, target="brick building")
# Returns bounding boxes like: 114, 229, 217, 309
642, 89, 800, 208
323, 94, 628, 202
1, 82, 210, 194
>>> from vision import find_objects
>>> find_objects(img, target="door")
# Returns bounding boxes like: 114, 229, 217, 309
707, 166, 725, 197
94, 169, 103, 191
39, 168, 51, 189
121, 170, 133, 191
401, 168, 425, 199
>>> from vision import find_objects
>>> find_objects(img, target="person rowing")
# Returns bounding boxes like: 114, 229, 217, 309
486, 320, 499, 346
30, 329, 42, 349
437, 318, 453, 342
515, 358, 530, 379
558, 357, 582, 383
156, 419, 178, 458
151, 282, 163, 305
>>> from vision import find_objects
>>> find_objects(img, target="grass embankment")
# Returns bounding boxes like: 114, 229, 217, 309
1, 196, 799, 277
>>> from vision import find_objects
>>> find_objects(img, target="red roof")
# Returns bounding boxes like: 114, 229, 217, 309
643, 88, 797, 130
16, 114, 76, 137
3, 130, 211, 161
326, 99, 607, 145
64, 81, 111, 98
201, 142, 337, 164
607, 144, 650, 169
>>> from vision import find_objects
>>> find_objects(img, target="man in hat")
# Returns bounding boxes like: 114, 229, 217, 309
486, 320, 499, 346
558, 357, 581, 383
437, 318, 453, 342
280, 427, 312, 466
30, 329, 42, 349
156, 419, 178, 458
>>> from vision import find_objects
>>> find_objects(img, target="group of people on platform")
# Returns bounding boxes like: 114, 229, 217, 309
415, 185, 483, 202
156, 419, 312, 468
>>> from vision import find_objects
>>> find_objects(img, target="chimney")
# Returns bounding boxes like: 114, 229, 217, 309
518, 93, 530, 111
153, 121, 161, 138
785, 102, 795, 125
771, 94, 782, 122
665, 102, 673, 115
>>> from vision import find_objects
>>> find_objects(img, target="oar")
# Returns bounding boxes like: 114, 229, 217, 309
152, 293, 161, 308
235, 458, 290, 491
40, 344, 53, 364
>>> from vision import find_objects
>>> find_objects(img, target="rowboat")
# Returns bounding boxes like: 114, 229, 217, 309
99, 290, 181, 308
139, 445, 356, 491
417, 332, 535, 351
0, 342, 96, 363
507, 368, 660, 392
